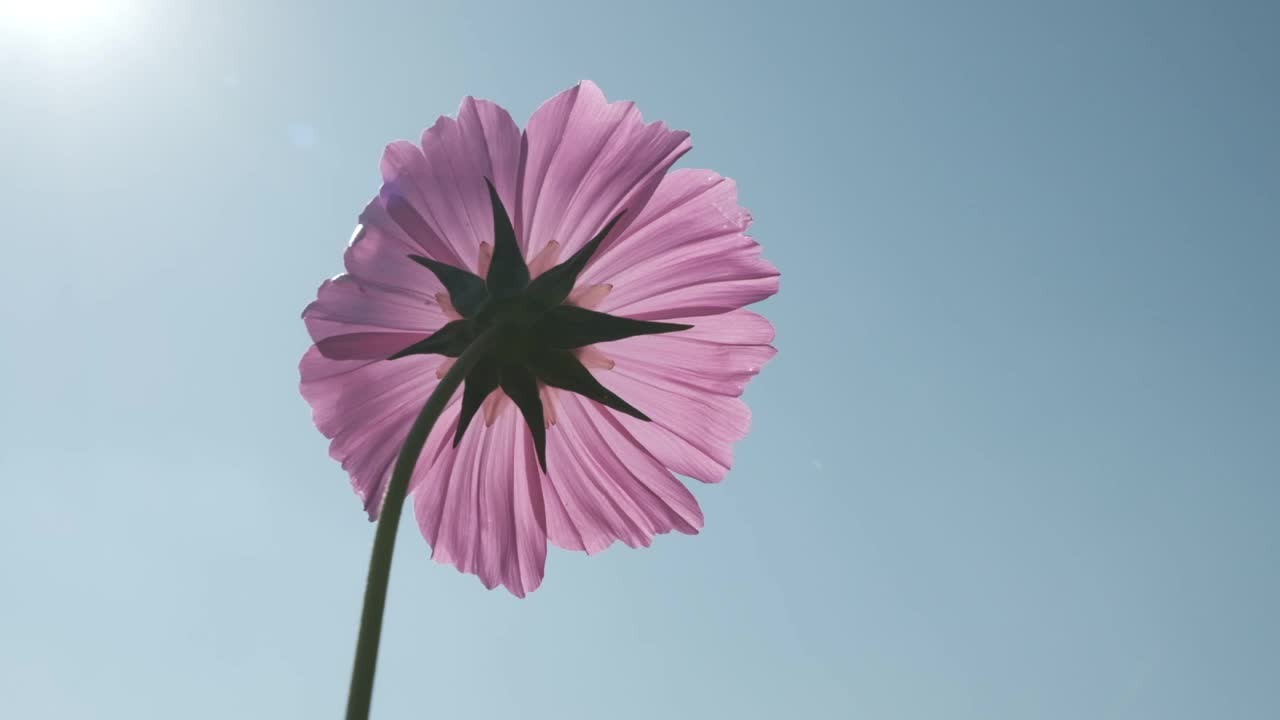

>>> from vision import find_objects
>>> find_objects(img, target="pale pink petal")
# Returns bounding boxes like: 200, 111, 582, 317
526, 240, 561, 278
566, 283, 612, 310
585, 310, 776, 484
517, 81, 691, 263
378, 97, 522, 272
435, 293, 463, 321
576, 345, 615, 369
540, 385, 560, 427
581, 168, 779, 320
541, 392, 702, 554
482, 391, 511, 425
299, 348, 441, 518
413, 407, 547, 597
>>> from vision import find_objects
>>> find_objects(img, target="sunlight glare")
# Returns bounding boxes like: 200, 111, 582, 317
1, 0, 133, 46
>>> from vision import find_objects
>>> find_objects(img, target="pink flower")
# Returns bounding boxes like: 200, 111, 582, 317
300, 81, 778, 596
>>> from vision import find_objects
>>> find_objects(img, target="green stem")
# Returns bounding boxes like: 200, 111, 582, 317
346, 327, 499, 720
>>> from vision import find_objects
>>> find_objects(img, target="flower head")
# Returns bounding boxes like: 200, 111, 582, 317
301, 81, 778, 596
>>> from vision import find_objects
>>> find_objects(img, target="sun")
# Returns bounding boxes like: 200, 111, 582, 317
1, 0, 134, 46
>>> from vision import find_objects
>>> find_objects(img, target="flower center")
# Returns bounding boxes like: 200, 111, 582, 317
475, 296, 546, 365
386, 179, 692, 472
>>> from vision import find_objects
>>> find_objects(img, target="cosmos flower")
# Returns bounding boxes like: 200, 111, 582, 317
301, 81, 778, 596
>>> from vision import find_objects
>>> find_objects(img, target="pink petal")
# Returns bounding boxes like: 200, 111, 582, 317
299, 83, 778, 597
299, 348, 441, 518
345, 199, 448, 297
303, 274, 450, 360
517, 81, 691, 264
378, 97, 522, 272
413, 406, 548, 597
314, 333, 431, 361
602, 310, 776, 397
581, 168, 779, 320
587, 310, 776, 484
541, 392, 703, 554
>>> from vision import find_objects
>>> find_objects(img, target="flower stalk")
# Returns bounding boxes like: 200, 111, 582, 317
346, 327, 501, 720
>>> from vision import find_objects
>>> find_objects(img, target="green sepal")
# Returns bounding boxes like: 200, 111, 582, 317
407, 255, 487, 317
537, 305, 691, 349
530, 348, 648, 421
525, 211, 625, 308
388, 320, 475, 359
453, 357, 500, 447
500, 363, 547, 471
483, 179, 530, 299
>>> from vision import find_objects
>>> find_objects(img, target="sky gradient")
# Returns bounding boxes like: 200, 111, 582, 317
2, 1, 1278, 718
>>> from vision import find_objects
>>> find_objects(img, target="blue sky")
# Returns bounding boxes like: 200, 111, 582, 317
2, 1, 1278, 718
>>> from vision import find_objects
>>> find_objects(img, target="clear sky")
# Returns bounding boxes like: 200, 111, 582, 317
2, 1, 1277, 718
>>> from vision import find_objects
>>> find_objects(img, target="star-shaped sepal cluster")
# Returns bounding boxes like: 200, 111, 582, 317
390, 180, 690, 471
